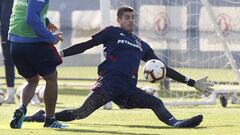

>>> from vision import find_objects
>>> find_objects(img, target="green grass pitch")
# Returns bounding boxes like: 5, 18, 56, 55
0, 66, 239, 134
0, 88, 240, 135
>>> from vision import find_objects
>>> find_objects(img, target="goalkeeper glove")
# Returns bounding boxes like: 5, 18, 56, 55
194, 76, 214, 97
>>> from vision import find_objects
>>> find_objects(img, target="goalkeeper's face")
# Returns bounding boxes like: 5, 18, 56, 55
117, 12, 135, 33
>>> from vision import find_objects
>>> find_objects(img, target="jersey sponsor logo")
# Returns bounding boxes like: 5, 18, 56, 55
117, 40, 142, 51
37, 0, 46, 3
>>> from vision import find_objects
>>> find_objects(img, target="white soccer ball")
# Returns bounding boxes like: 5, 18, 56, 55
0, 89, 5, 105
143, 59, 166, 83
16, 82, 45, 104
35, 85, 45, 103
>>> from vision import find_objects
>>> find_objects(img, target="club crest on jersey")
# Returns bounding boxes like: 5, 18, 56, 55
117, 40, 142, 51
120, 33, 125, 36
135, 39, 142, 48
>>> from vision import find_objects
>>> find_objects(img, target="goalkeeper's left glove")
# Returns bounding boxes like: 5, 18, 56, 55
194, 76, 214, 97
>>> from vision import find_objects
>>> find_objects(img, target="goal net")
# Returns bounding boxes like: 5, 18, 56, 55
104, 0, 240, 106
32, 0, 240, 107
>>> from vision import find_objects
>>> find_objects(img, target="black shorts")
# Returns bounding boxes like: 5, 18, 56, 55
10, 42, 62, 78
91, 72, 144, 107
91, 72, 134, 98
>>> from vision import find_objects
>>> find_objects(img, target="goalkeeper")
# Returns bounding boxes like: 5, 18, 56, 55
25, 5, 214, 128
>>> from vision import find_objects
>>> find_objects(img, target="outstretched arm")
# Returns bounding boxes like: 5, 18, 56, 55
166, 67, 214, 96
59, 26, 113, 57
142, 49, 214, 96
59, 38, 100, 57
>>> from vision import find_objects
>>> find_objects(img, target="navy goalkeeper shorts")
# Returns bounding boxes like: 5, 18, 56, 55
91, 71, 138, 101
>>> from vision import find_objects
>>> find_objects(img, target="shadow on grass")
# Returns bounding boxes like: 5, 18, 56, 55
207, 125, 236, 128
55, 128, 160, 135
222, 106, 240, 108
73, 123, 172, 129
58, 88, 89, 96
67, 122, 205, 129
55, 123, 205, 135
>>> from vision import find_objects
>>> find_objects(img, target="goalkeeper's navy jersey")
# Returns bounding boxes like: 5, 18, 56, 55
92, 26, 158, 82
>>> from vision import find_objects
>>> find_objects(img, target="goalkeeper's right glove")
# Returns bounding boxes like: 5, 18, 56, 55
194, 76, 214, 97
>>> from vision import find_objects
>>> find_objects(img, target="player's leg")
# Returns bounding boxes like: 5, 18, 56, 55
41, 71, 58, 122
10, 76, 39, 128
9, 42, 40, 128
54, 73, 122, 121
21, 76, 40, 105
42, 71, 67, 128
117, 88, 202, 128
24, 73, 125, 122
114, 89, 178, 126
24, 109, 46, 122
59, 90, 110, 121
58, 73, 142, 121
2, 39, 16, 104
2, 40, 15, 103
37, 43, 65, 128
24, 84, 111, 122
0, 0, 15, 104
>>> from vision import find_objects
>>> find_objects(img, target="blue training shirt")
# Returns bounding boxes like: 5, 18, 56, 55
92, 26, 158, 80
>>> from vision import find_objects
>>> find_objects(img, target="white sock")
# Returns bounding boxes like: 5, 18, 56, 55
7, 87, 15, 97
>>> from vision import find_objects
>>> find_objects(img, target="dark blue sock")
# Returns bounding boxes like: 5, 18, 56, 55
55, 109, 76, 122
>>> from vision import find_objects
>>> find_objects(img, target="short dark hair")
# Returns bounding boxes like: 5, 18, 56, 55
117, 5, 135, 18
